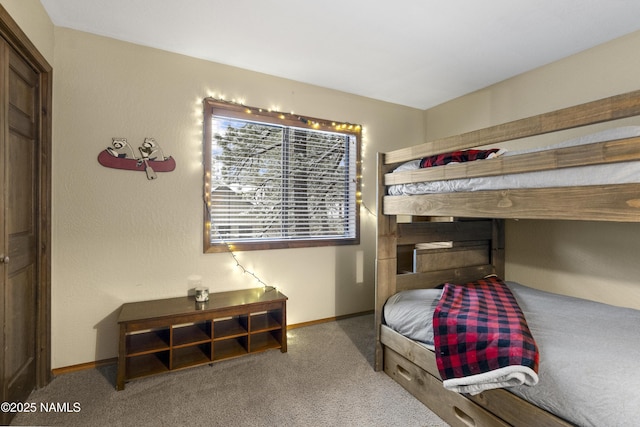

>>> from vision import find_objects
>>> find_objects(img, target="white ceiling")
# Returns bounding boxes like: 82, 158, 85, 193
40, 0, 640, 110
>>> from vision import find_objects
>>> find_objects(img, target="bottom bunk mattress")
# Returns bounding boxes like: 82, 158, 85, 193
383, 281, 640, 427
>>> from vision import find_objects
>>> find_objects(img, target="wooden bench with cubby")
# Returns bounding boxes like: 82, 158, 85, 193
116, 287, 287, 390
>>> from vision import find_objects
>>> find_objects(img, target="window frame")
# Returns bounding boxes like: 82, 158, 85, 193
202, 98, 361, 253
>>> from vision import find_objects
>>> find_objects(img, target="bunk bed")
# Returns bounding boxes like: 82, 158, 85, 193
375, 90, 640, 427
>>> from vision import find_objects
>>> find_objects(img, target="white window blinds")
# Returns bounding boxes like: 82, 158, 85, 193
205, 108, 359, 251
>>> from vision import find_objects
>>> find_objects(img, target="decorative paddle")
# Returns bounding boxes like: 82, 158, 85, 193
138, 147, 157, 180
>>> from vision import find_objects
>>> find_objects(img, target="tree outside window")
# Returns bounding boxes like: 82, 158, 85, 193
203, 99, 361, 252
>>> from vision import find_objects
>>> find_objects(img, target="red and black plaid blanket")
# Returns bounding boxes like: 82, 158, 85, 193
419, 148, 501, 168
433, 276, 539, 394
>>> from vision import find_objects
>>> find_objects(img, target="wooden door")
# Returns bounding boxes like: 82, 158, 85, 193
0, 36, 39, 413
0, 7, 52, 424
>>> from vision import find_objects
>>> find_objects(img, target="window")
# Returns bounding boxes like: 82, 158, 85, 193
203, 98, 361, 252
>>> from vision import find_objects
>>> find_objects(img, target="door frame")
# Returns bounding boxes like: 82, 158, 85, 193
0, 5, 52, 389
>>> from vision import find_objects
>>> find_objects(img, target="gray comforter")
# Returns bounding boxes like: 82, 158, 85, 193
384, 281, 640, 427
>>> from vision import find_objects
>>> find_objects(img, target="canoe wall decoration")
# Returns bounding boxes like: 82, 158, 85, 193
98, 137, 176, 180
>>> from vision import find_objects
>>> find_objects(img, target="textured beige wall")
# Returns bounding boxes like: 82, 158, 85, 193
0, 0, 54, 64
423, 31, 640, 309
50, 28, 423, 368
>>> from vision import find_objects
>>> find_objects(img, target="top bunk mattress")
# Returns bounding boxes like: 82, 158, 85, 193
388, 126, 640, 196
383, 281, 640, 427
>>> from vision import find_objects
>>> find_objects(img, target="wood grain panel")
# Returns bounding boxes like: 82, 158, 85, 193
384, 347, 510, 427
397, 220, 492, 245
386, 136, 640, 185
0, 7, 54, 416
395, 265, 494, 291
382, 326, 573, 427
383, 184, 640, 222
385, 90, 640, 164
7, 133, 34, 234
414, 245, 489, 273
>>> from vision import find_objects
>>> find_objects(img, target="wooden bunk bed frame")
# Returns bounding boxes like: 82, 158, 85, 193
375, 90, 640, 427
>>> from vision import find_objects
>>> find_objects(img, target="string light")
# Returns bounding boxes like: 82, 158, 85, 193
228, 249, 274, 290
203, 192, 275, 291
203, 96, 363, 133
361, 201, 376, 218
218, 226, 275, 291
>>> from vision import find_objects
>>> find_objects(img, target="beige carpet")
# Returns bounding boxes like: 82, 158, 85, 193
11, 314, 448, 427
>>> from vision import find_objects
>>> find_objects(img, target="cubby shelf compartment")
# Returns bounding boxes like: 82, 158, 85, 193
213, 337, 248, 361
126, 329, 170, 356
250, 330, 282, 353
172, 322, 212, 348
172, 344, 212, 370
251, 311, 283, 333
117, 288, 287, 390
213, 316, 248, 340
126, 351, 170, 380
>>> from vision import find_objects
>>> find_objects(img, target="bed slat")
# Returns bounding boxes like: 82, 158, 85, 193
397, 219, 492, 245
385, 89, 640, 164
396, 265, 495, 292
385, 136, 640, 185
414, 244, 489, 273
383, 183, 640, 221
